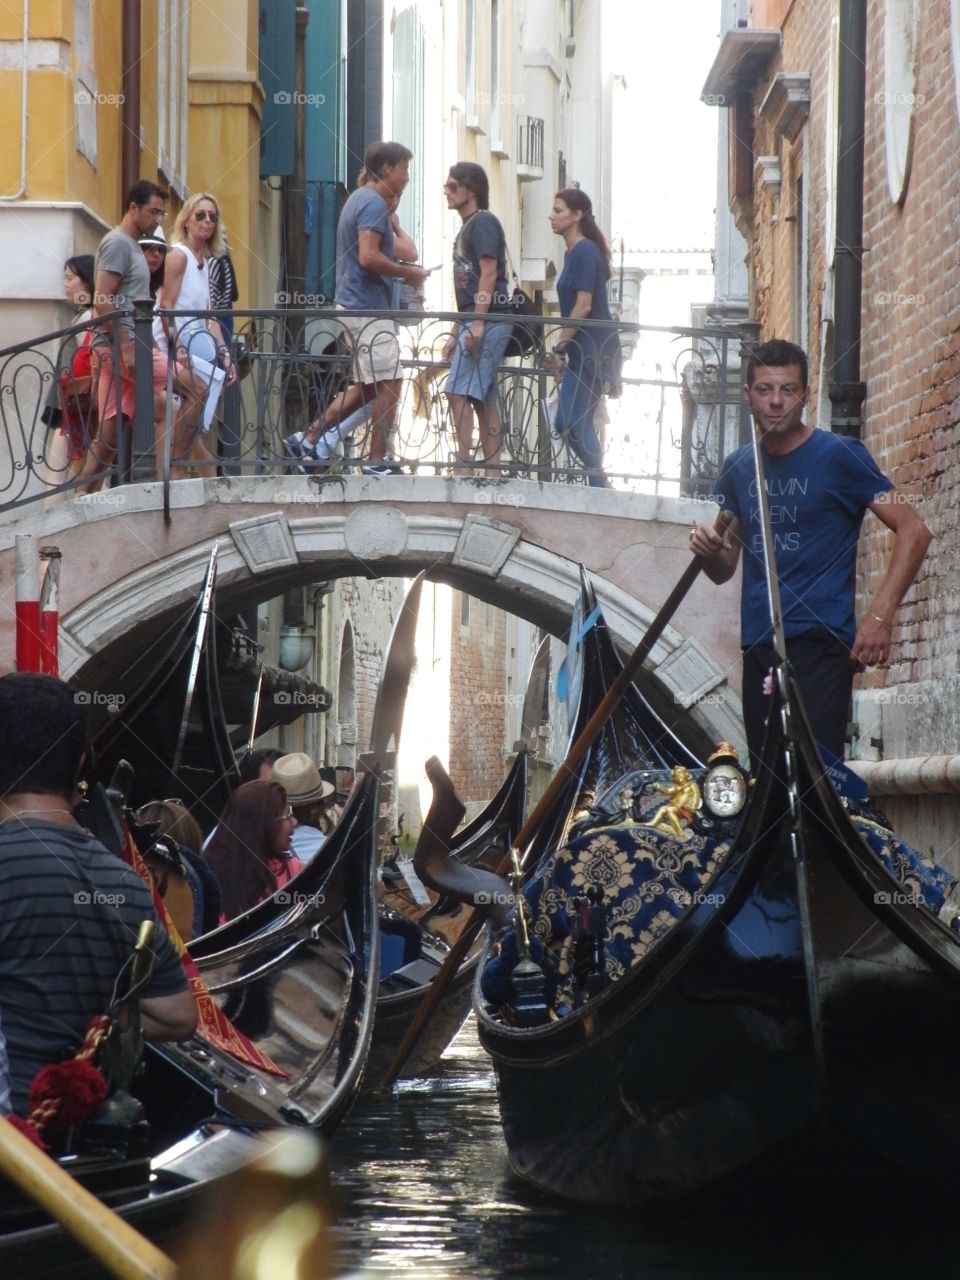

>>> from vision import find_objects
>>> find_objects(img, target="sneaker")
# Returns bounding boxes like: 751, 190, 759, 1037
361, 460, 404, 476
283, 433, 331, 474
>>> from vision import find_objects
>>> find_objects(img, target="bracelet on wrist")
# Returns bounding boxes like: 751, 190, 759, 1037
869, 611, 891, 625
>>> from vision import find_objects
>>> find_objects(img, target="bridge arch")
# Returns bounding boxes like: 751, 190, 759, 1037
0, 475, 744, 747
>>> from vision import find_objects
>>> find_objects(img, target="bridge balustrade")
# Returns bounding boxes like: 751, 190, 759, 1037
0, 304, 754, 516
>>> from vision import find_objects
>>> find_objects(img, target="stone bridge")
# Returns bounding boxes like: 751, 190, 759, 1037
0, 475, 744, 745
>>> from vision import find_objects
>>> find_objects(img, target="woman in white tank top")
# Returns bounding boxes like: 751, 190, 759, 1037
156, 192, 236, 478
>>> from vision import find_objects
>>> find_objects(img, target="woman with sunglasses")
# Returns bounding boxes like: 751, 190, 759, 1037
156, 192, 236, 478
204, 780, 304, 922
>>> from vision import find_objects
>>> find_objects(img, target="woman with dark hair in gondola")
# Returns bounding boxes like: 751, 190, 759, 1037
204, 780, 304, 922
547, 188, 621, 488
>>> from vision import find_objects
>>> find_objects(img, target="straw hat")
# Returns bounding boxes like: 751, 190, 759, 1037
138, 226, 169, 251
271, 752, 334, 806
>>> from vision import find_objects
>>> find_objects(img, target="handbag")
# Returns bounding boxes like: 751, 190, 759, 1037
502, 241, 540, 357
504, 282, 539, 358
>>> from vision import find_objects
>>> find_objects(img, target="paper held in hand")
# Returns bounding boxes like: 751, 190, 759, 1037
187, 354, 227, 432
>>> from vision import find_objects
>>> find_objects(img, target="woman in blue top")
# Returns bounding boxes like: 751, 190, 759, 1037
548, 189, 620, 488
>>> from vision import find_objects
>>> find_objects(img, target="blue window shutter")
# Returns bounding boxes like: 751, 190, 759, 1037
259, 2, 296, 178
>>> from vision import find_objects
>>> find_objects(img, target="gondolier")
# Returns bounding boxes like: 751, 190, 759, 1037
690, 338, 931, 768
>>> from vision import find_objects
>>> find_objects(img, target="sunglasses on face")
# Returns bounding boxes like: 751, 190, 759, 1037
194, 210, 218, 223
444, 181, 461, 192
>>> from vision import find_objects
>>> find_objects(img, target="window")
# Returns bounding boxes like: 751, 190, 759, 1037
465, 0, 478, 129
883, 0, 917, 204
460, 593, 470, 626
158, 0, 189, 198
490, 0, 501, 145
74, 0, 98, 166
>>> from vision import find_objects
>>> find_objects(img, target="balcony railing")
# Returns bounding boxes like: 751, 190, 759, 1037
0, 302, 753, 520
516, 115, 545, 175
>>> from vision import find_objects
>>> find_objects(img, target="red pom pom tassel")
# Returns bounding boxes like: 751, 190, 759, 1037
27, 1059, 107, 1131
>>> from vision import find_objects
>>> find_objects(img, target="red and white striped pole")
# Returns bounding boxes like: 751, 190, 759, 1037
14, 534, 41, 673
39, 547, 62, 678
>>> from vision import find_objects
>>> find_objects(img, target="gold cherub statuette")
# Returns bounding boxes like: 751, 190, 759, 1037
647, 766, 701, 840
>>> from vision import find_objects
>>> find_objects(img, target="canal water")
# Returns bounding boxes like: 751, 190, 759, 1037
328, 1019, 953, 1279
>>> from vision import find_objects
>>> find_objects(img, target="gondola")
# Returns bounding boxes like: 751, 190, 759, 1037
462, 612, 960, 1205
87, 547, 240, 833
0, 768, 382, 1278
367, 746, 530, 1084
0, 571, 400, 1274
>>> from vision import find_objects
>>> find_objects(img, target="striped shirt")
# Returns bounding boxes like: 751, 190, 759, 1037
0, 819, 187, 1114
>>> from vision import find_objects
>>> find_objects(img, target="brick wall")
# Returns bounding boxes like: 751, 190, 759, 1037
743, 0, 958, 764
448, 591, 509, 808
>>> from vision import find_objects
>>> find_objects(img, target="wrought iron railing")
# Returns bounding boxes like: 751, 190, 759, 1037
517, 115, 545, 170
0, 303, 754, 519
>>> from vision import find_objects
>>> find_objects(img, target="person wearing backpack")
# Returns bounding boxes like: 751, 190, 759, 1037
441, 162, 514, 475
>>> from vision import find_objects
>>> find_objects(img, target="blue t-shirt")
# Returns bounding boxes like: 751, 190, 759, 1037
335, 186, 395, 310
556, 238, 617, 362
714, 428, 894, 647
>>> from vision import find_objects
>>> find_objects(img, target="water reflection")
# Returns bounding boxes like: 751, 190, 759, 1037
329, 1019, 952, 1279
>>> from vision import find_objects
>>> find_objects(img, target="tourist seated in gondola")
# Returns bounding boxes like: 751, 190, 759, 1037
271, 752, 337, 864
0, 674, 197, 1117
204, 780, 305, 922
237, 746, 284, 784
135, 798, 222, 938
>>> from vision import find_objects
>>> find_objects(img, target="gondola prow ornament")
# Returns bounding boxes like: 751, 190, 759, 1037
646, 766, 701, 840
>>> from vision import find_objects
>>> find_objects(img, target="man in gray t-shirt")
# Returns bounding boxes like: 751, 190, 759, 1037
76, 179, 170, 492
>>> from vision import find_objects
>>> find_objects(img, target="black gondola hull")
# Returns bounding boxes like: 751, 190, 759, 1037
478, 678, 960, 1205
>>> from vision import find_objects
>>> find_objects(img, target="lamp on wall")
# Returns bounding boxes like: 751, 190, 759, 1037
279, 624, 315, 673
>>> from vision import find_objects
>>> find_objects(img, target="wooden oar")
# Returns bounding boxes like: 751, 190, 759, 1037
380, 520, 730, 1087
0, 1117, 177, 1279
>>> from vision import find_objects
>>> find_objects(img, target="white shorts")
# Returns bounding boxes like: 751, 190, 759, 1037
339, 311, 401, 385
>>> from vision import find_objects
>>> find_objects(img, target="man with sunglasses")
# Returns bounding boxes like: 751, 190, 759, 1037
76, 180, 173, 491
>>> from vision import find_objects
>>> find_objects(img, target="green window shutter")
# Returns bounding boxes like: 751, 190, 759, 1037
259, 2, 296, 178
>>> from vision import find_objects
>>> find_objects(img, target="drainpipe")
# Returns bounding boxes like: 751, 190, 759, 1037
828, 0, 866, 439
0, 0, 29, 202
121, 0, 141, 200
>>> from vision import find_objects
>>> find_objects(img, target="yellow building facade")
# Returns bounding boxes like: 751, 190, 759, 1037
0, 0, 275, 350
